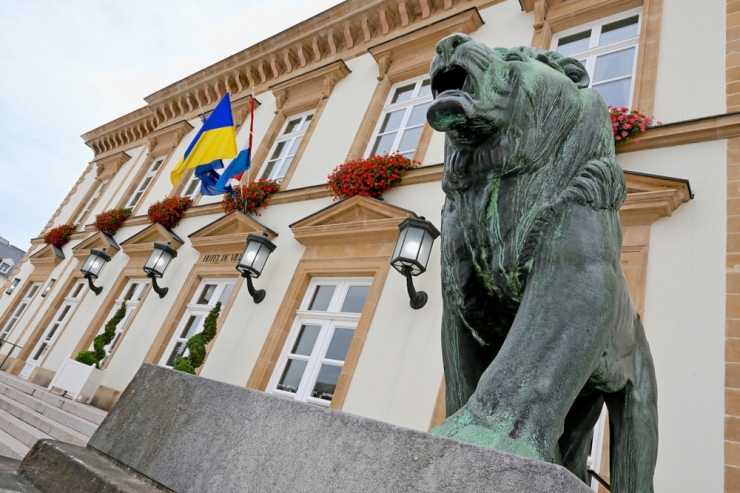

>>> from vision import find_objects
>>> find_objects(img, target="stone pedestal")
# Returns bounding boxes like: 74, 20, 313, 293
85, 364, 591, 493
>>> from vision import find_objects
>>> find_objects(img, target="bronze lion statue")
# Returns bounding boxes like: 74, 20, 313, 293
426, 34, 658, 492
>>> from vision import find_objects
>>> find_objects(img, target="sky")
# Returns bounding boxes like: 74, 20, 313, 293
0, 0, 344, 252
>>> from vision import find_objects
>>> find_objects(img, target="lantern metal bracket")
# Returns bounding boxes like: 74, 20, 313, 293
241, 271, 266, 304
147, 272, 169, 298
84, 274, 104, 296
402, 267, 428, 310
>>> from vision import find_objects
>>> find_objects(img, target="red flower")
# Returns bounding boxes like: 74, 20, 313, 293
220, 179, 280, 215
93, 208, 131, 236
326, 153, 419, 201
608, 106, 658, 145
147, 196, 192, 229
44, 224, 76, 248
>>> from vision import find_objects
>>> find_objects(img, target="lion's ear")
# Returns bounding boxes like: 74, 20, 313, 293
558, 57, 590, 89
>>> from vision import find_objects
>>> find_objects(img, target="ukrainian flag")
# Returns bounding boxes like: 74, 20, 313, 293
170, 94, 238, 185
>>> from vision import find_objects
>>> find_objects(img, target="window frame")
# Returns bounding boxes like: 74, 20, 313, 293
0, 262, 11, 274
158, 278, 235, 369
364, 75, 433, 159
90, 279, 149, 366
74, 179, 108, 226
267, 277, 373, 407
550, 8, 642, 108
0, 282, 42, 341
260, 110, 315, 182
126, 157, 165, 209
181, 173, 201, 201
26, 280, 87, 366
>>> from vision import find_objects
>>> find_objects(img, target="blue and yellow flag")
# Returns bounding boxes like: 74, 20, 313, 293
170, 94, 238, 185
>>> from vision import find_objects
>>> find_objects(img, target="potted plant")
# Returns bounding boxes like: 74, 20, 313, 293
221, 179, 280, 216
173, 302, 221, 374
326, 152, 419, 201
43, 224, 76, 248
147, 196, 192, 229
93, 208, 131, 236
609, 106, 661, 144
47, 301, 128, 403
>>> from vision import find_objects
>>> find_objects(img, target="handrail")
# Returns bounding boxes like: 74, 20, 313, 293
0, 339, 23, 371
587, 469, 611, 491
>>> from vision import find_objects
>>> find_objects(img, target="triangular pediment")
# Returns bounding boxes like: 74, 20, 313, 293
290, 195, 416, 246
71, 232, 121, 260
188, 211, 277, 253
29, 244, 65, 266
120, 223, 184, 258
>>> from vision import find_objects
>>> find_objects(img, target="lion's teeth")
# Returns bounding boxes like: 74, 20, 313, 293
462, 76, 471, 93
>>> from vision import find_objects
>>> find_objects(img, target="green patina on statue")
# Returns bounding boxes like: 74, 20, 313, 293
426, 34, 658, 492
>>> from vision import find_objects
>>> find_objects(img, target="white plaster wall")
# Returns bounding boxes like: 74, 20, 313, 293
56, 168, 98, 227
617, 140, 726, 493
201, 197, 333, 386
653, 0, 725, 122
341, 181, 446, 431
474, 0, 535, 49
287, 54, 380, 190
97, 213, 223, 392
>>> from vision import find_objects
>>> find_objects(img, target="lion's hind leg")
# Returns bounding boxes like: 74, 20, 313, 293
604, 326, 658, 493
559, 390, 605, 485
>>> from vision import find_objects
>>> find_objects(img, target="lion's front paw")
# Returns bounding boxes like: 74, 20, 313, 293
429, 409, 549, 462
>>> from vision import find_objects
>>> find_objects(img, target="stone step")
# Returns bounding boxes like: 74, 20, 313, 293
0, 410, 51, 450
0, 456, 42, 493
17, 441, 167, 493
0, 396, 87, 447
0, 387, 97, 437
0, 429, 28, 461
0, 374, 107, 426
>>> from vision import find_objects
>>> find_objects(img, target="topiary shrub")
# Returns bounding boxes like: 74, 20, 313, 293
173, 301, 221, 375
75, 299, 127, 368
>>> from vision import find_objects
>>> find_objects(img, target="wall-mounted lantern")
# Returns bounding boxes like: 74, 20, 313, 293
143, 243, 178, 298
40, 278, 56, 298
390, 217, 440, 309
5, 278, 20, 296
235, 233, 276, 304
80, 249, 111, 296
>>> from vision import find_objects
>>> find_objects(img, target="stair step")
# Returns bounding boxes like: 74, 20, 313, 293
0, 410, 51, 449
0, 429, 28, 461
0, 387, 96, 437
0, 396, 87, 447
0, 374, 107, 426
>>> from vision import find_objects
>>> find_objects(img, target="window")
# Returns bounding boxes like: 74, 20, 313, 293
552, 10, 641, 108
26, 280, 86, 366
268, 278, 371, 406
127, 158, 164, 209
261, 111, 314, 181
90, 280, 149, 366
0, 282, 41, 341
0, 262, 11, 274
367, 76, 432, 159
182, 174, 201, 201
74, 180, 108, 225
159, 279, 235, 368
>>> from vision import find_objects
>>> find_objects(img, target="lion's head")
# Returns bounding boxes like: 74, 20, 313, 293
427, 34, 624, 210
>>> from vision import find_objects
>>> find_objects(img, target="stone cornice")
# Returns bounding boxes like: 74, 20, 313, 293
94, 152, 131, 181
80, 0, 503, 158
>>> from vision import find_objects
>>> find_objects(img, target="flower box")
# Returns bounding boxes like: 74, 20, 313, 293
47, 356, 105, 404
147, 196, 192, 230
221, 179, 280, 215
327, 153, 419, 201
43, 224, 76, 248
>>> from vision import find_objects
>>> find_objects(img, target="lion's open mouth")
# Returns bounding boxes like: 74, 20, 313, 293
432, 65, 471, 98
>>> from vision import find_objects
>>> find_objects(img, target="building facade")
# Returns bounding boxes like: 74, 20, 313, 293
0, 237, 25, 281
0, 0, 733, 490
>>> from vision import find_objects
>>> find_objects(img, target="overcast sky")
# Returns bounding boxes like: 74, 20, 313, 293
0, 0, 344, 251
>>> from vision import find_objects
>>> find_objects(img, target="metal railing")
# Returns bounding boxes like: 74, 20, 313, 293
587, 469, 611, 491
0, 340, 22, 371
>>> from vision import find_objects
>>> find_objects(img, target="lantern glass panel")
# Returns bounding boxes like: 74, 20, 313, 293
251, 243, 271, 276
144, 250, 161, 272
239, 241, 262, 273
6, 279, 20, 295
392, 228, 407, 261
154, 250, 173, 275
81, 254, 96, 274
402, 227, 424, 262
417, 231, 434, 271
